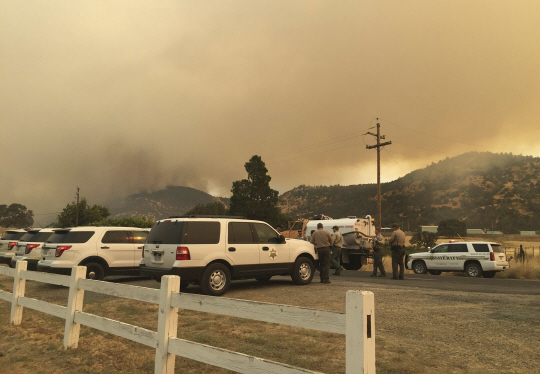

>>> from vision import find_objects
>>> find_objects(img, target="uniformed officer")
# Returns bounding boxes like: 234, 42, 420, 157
388, 223, 406, 280
330, 226, 344, 275
310, 223, 333, 284
295, 229, 308, 241
370, 228, 386, 277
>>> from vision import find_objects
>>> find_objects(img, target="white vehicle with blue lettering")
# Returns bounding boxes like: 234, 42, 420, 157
406, 241, 509, 278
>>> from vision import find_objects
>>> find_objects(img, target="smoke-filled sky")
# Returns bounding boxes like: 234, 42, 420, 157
2, 1, 540, 221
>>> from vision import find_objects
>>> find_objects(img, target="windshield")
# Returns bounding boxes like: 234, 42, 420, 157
146, 221, 185, 244
0, 231, 26, 241
490, 244, 504, 253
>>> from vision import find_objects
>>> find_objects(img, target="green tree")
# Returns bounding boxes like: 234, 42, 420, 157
185, 201, 228, 216
91, 216, 155, 228
410, 231, 439, 248
229, 155, 281, 226
0, 203, 34, 228
437, 218, 467, 238
56, 198, 110, 227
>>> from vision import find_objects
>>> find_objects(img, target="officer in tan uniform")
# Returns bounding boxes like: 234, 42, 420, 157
388, 223, 406, 280
330, 226, 344, 275
310, 223, 333, 284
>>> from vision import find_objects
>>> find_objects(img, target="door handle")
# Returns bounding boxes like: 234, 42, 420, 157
137, 246, 143, 249
101, 246, 110, 249
262, 247, 269, 251
228, 247, 236, 252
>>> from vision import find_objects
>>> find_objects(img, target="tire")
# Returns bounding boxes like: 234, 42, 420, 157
84, 262, 105, 280
291, 257, 315, 285
256, 276, 272, 282
429, 270, 442, 275
465, 262, 483, 277
200, 263, 231, 296
412, 261, 428, 274
482, 271, 496, 278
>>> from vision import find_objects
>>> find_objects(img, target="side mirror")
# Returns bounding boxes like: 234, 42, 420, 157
279, 235, 286, 243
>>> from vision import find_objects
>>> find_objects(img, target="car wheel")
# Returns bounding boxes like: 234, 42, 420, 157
465, 263, 483, 277
482, 271, 496, 278
291, 257, 315, 285
200, 263, 231, 296
256, 276, 272, 282
412, 261, 428, 274
429, 270, 442, 275
85, 262, 105, 281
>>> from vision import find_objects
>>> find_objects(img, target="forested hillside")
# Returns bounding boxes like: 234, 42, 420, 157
279, 152, 540, 233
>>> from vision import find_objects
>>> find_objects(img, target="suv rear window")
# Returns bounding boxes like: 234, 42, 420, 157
472, 244, 490, 252
491, 244, 504, 253
47, 231, 95, 244
130, 231, 148, 244
102, 231, 131, 244
19, 231, 53, 243
1, 231, 26, 240
147, 221, 185, 244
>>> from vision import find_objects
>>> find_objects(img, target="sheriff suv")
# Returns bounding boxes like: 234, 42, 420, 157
406, 241, 509, 278
11, 228, 56, 270
37, 226, 149, 280
139, 216, 318, 296
0, 229, 28, 267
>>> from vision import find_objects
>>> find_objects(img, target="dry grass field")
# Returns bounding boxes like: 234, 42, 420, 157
0, 273, 539, 374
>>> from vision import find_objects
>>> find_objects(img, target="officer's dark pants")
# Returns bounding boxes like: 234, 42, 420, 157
391, 246, 405, 279
317, 247, 332, 282
372, 250, 386, 275
330, 246, 342, 269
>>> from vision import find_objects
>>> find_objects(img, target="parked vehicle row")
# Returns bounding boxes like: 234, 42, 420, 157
2, 217, 319, 296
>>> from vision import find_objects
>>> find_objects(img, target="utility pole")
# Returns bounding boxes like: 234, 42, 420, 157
75, 187, 80, 227
365, 120, 392, 230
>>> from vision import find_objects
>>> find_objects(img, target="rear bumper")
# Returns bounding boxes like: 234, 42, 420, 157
139, 264, 204, 281
36, 264, 72, 276
0, 256, 12, 265
12, 258, 39, 270
482, 262, 509, 272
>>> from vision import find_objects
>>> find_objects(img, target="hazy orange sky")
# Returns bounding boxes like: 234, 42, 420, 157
2, 1, 540, 219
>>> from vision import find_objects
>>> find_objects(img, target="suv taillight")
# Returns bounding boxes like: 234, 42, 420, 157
55, 245, 72, 257
26, 244, 40, 254
176, 246, 190, 261
8, 242, 17, 250
490, 252, 495, 261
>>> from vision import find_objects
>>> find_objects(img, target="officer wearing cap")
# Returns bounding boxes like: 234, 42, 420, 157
295, 228, 308, 241
310, 223, 333, 284
388, 223, 406, 280
371, 228, 386, 277
330, 225, 344, 275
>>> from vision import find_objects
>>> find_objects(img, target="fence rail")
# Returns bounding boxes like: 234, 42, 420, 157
0, 261, 375, 374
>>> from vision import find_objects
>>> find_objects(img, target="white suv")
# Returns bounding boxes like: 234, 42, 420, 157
11, 228, 56, 270
139, 216, 318, 296
406, 241, 509, 278
37, 226, 149, 280
0, 229, 28, 267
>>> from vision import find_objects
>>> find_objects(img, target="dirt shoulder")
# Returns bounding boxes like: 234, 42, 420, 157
0, 275, 539, 373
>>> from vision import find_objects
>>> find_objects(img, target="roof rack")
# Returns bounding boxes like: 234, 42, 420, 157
168, 215, 245, 219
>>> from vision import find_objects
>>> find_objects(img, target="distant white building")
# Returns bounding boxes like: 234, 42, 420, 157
420, 226, 438, 233
486, 231, 504, 235
467, 229, 485, 235
520, 231, 538, 235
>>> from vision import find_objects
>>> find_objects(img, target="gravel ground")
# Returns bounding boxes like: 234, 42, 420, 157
1, 273, 539, 373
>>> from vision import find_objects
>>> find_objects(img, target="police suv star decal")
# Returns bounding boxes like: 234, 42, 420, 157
269, 248, 277, 259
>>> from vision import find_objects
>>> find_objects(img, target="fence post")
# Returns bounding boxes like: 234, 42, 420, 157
10, 260, 28, 325
346, 290, 375, 374
155, 275, 180, 374
64, 266, 87, 349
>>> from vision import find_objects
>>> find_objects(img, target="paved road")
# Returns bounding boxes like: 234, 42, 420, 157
336, 270, 540, 295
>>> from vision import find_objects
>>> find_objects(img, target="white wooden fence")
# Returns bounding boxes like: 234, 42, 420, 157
0, 261, 375, 374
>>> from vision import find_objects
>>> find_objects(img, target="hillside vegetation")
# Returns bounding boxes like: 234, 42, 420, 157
279, 152, 540, 233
